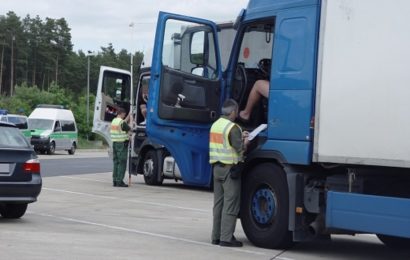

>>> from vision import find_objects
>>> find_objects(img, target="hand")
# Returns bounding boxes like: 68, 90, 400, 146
143, 94, 148, 103
242, 131, 250, 146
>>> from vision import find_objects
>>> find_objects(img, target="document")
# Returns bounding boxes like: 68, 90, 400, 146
248, 124, 267, 141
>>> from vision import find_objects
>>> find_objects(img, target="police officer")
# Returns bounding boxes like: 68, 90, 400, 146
111, 107, 131, 187
209, 99, 249, 247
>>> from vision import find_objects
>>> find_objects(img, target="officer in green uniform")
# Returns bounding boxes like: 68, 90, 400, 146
110, 107, 131, 187
209, 99, 249, 247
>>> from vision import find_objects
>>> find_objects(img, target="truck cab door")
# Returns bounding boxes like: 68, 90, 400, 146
92, 66, 131, 148
147, 12, 223, 187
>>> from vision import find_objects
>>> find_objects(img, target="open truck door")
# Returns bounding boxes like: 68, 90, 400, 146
92, 66, 131, 150
146, 12, 223, 187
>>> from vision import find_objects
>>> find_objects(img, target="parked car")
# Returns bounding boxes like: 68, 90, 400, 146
0, 121, 42, 219
0, 113, 31, 142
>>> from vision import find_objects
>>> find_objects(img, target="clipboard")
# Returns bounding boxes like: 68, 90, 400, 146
248, 124, 267, 141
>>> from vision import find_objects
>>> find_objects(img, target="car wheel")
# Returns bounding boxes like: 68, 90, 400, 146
68, 142, 76, 155
143, 149, 163, 186
0, 203, 28, 219
47, 141, 55, 155
240, 163, 293, 249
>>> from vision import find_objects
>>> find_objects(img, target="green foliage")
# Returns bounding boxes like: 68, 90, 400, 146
0, 84, 95, 139
0, 11, 144, 96
0, 11, 145, 140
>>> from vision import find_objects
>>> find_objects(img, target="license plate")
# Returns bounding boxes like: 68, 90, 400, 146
0, 163, 10, 173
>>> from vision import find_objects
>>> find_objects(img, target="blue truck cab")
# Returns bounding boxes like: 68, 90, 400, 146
95, 0, 410, 249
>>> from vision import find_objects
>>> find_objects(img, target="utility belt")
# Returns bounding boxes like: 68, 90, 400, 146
213, 162, 232, 167
213, 161, 244, 179
113, 140, 129, 147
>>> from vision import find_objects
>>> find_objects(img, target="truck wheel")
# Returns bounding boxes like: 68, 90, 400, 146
240, 163, 293, 249
0, 203, 28, 219
377, 234, 410, 249
68, 142, 76, 155
47, 141, 55, 155
143, 150, 163, 186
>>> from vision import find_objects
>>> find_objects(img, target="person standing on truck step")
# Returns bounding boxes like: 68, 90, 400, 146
209, 99, 249, 247
110, 107, 131, 187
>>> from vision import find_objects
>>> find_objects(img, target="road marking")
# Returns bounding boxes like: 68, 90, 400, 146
43, 187, 210, 213
28, 211, 268, 257
60, 175, 107, 183
60, 173, 208, 193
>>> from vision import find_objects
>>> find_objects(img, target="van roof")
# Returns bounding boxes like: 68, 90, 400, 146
28, 107, 75, 121
36, 104, 65, 109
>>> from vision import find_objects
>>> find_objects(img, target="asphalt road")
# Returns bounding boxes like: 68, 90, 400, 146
38, 150, 112, 177
1, 150, 409, 259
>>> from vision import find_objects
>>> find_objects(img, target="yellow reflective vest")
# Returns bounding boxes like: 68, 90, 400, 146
110, 118, 128, 142
209, 117, 242, 164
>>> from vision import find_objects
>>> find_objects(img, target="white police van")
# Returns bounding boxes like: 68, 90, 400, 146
29, 105, 78, 155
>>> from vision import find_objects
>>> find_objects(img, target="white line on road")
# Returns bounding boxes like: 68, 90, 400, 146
43, 187, 210, 213
28, 211, 268, 257
60, 175, 107, 183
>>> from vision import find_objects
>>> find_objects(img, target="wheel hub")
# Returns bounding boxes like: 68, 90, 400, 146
251, 188, 276, 225
143, 159, 154, 177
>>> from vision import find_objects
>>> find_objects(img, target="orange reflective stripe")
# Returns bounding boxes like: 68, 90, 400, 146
210, 132, 224, 144
111, 125, 120, 131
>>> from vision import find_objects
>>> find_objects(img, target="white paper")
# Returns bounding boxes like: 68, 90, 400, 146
248, 124, 267, 141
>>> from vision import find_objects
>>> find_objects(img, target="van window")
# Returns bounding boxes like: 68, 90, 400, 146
61, 120, 76, 131
54, 121, 61, 132
29, 119, 54, 130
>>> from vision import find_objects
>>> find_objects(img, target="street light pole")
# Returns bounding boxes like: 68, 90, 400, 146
86, 51, 96, 139
10, 35, 15, 96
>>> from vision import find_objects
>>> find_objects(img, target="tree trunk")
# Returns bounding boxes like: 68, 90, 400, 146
0, 44, 4, 94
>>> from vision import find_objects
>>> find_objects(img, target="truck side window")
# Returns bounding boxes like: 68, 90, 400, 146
162, 19, 217, 80
101, 72, 131, 121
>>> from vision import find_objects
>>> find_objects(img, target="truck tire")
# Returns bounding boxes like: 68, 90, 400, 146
47, 141, 55, 155
240, 163, 293, 249
377, 234, 410, 249
143, 149, 163, 186
0, 203, 28, 219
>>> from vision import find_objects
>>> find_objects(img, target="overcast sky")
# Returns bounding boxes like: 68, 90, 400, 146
2, 0, 248, 57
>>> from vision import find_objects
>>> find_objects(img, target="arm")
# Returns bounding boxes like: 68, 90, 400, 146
229, 125, 248, 154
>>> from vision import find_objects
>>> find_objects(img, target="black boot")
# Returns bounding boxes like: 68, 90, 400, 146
117, 181, 128, 187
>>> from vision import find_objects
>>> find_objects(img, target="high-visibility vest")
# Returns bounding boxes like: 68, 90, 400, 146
110, 118, 128, 142
209, 117, 242, 164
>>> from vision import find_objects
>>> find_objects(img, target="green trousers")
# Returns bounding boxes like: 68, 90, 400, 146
112, 142, 128, 183
211, 163, 241, 242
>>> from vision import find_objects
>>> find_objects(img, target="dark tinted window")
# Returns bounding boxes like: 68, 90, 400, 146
61, 120, 76, 131
7, 116, 28, 130
0, 126, 30, 148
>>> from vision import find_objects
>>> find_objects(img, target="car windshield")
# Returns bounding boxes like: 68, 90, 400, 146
0, 126, 30, 148
28, 119, 53, 130
7, 116, 28, 130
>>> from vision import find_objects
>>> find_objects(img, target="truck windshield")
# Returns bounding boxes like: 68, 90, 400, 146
28, 119, 54, 130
